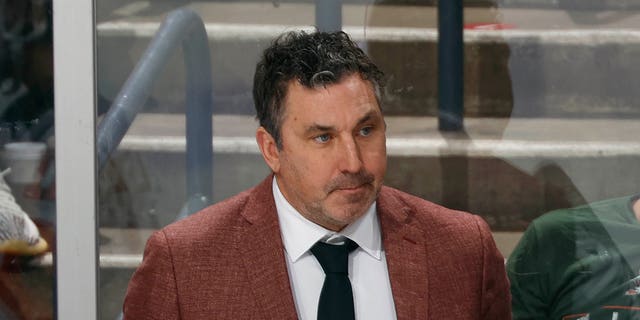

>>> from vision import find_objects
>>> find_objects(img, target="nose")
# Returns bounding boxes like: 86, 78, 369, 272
338, 136, 363, 173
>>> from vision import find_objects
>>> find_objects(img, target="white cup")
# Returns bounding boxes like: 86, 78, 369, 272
0, 142, 47, 184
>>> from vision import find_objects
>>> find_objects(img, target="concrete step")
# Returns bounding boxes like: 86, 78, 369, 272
90, 114, 640, 231
97, 2, 640, 117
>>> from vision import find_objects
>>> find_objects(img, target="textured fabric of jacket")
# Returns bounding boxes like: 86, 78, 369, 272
123, 176, 511, 320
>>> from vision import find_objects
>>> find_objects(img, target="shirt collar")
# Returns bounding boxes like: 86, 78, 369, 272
273, 177, 382, 262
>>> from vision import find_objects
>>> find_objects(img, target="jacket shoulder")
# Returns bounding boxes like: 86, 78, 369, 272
162, 186, 255, 241
378, 185, 498, 264
379, 186, 485, 231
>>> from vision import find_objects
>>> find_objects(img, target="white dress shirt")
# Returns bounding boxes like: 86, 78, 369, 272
273, 178, 397, 320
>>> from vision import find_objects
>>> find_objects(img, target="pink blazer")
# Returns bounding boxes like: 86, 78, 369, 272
123, 176, 511, 319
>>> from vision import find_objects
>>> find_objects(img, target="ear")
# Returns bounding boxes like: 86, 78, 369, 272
256, 126, 281, 173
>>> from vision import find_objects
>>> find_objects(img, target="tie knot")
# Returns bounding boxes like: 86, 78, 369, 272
310, 239, 358, 274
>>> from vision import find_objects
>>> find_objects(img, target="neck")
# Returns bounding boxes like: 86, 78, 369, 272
634, 198, 640, 222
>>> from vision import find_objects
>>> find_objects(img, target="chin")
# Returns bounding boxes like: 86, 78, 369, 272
329, 205, 370, 224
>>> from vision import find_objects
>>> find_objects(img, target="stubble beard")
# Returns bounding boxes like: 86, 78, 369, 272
303, 170, 380, 230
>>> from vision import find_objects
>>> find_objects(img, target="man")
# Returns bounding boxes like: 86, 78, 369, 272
508, 195, 640, 319
123, 31, 510, 319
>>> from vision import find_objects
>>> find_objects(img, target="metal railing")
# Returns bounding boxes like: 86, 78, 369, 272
96, 7, 213, 216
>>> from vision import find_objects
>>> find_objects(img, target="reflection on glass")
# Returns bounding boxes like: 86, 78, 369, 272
0, 0, 55, 319
508, 195, 640, 319
96, 2, 286, 319
489, 1, 640, 319
95, 0, 640, 319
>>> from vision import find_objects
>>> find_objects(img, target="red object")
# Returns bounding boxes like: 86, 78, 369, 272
464, 23, 515, 30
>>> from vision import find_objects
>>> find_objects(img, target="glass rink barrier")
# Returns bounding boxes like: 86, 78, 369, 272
2, 0, 638, 319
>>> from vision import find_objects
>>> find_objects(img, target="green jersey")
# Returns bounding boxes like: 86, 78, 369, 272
507, 195, 640, 320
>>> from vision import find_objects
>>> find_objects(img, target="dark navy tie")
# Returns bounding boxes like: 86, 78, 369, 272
310, 239, 359, 320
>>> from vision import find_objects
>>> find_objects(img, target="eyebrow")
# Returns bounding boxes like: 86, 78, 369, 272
304, 110, 379, 135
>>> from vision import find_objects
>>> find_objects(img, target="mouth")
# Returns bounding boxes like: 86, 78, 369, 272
325, 171, 376, 195
336, 184, 365, 190
332, 183, 370, 194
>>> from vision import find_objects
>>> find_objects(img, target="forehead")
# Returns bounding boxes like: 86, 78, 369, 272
281, 74, 381, 125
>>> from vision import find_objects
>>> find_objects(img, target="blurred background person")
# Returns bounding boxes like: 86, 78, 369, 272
507, 194, 640, 319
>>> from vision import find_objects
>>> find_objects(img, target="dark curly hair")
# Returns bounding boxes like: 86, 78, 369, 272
253, 30, 385, 148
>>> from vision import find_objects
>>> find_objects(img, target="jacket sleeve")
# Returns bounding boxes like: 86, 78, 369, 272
475, 215, 512, 320
123, 230, 180, 320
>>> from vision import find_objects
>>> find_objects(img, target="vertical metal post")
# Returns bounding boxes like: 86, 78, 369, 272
438, 0, 464, 131
315, 0, 342, 32
54, 0, 98, 318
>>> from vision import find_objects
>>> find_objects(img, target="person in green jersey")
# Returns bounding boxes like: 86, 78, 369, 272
507, 195, 640, 320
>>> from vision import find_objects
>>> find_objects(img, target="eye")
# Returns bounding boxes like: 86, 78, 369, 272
359, 126, 373, 137
314, 134, 331, 143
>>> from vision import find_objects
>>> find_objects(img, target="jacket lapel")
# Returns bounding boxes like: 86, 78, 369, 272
238, 176, 298, 319
378, 187, 429, 319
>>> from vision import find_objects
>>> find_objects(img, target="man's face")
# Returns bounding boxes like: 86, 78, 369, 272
261, 74, 387, 231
